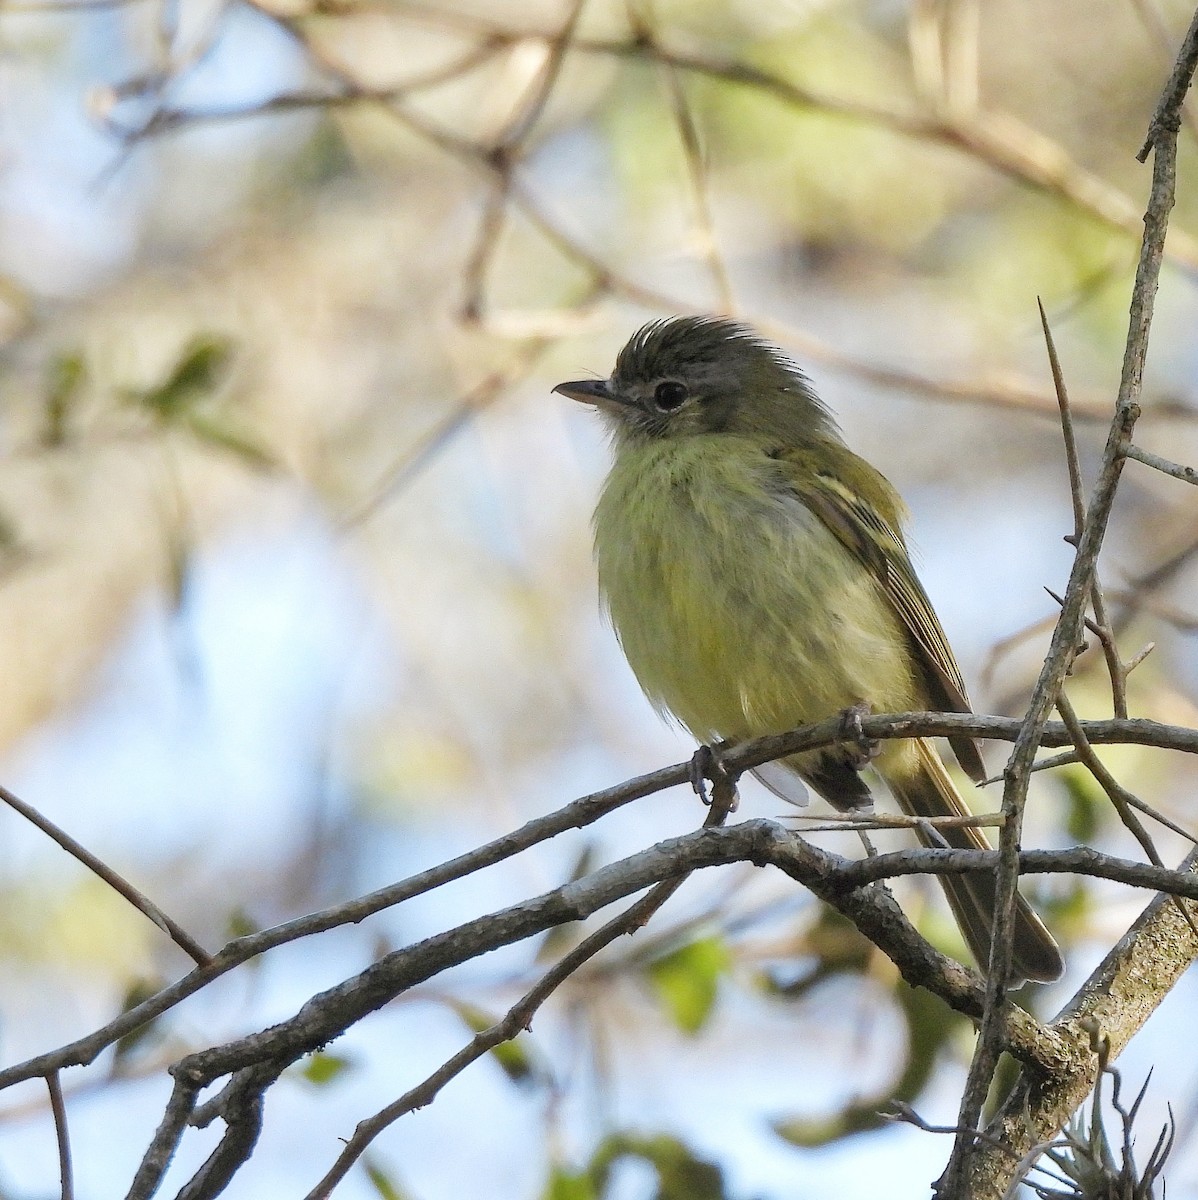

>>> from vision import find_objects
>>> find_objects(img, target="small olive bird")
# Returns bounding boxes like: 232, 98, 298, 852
554, 315, 1062, 984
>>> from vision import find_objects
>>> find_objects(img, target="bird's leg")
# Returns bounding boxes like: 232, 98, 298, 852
838, 700, 879, 771
689, 744, 739, 814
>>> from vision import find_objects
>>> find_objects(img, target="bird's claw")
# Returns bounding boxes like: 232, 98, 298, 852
689, 744, 739, 814
839, 701, 879, 770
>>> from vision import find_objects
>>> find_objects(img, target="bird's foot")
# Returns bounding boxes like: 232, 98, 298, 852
689, 744, 739, 815
838, 701, 879, 771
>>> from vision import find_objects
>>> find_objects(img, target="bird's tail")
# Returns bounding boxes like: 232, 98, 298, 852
885, 739, 1063, 984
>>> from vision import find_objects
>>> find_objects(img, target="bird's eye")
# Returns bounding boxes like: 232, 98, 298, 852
653, 381, 689, 411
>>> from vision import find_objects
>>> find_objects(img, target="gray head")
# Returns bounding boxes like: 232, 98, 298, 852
553, 316, 839, 446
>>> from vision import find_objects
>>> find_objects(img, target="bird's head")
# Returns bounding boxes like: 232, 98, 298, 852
553, 315, 837, 447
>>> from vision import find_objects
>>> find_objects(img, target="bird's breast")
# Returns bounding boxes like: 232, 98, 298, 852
593, 438, 917, 740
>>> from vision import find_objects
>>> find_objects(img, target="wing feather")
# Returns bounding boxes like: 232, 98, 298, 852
773, 451, 986, 782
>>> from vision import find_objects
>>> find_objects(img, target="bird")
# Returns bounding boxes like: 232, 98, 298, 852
553, 314, 1063, 984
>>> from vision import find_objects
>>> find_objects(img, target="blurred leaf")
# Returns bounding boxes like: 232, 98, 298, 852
220, 908, 267, 979
225, 908, 261, 940
299, 1051, 356, 1087
43, 350, 85, 447
447, 999, 539, 1086
542, 1166, 598, 1200
647, 935, 730, 1035
762, 907, 873, 999
184, 410, 275, 471
986, 1052, 1021, 1123
136, 336, 232, 418
775, 979, 963, 1146
364, 1157, 414, 1200
1059, 762, 1106, 842
0, 506, 21, 556
588, 1132, 728, 1200
700, 17, 949, 254
161, 501, 194, 617
370, 931, 395, 962
287, 118, 358, 191
960, 200, 1130, 342
111, 976, 168, 1070
1043, 876, 1091, 931
893, 978, 965, 1101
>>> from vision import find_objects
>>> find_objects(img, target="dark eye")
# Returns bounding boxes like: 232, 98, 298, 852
653, 380, 689, 411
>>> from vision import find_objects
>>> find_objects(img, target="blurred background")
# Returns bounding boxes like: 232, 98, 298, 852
0, 0, 1197, 1196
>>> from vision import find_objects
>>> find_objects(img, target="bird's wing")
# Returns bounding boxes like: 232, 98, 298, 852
776, 450, 986, 782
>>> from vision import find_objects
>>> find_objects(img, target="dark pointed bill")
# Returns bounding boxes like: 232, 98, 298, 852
552, 379, 618, 405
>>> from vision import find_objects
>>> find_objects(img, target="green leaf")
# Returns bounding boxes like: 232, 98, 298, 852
287, 118, 358, 190
647, 935, 730, 1035
299, 1051, 355, 1087
184, 411, 275, 470
224, 908, 260, 940
364, 1157, 414, 1200
1058, 762, 1106, 842
43, 351, 85, 446
542, 1166, 598, 1200
111, 977, 168, 1069
138, 336, 232, 418
588, 1133, 728, 1200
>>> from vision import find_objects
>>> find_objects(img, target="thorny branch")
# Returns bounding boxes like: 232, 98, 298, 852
940, 6, 1198, 1196
303, 774, 739, 1199
0, 706, 1195, 1195
107, 824, 1198, 1197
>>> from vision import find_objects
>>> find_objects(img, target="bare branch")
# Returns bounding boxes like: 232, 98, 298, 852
46, 1071, 73, 1200
971, 849, 1198, 1198
1121, 440, 1198, 484
943, 7, 1198, 1192
304, 781, 738, 1198
1, 708, 1196, 1095
1039, 298, 1130, 715
0, 783, 210, 966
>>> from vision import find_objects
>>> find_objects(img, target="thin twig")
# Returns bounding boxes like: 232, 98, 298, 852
1055, 693, 1184, 862
975, 847, 1198, 1197
790, 810, 1005, 834
1039, 297, 1129, 716
632, 0, 736, 313
491, 0, 586, 149
45, 1072, 73, 1200
1130, 0, 1198, 144
2, 711, 1197, 1103
1040, 297, 1087, 539
304, 782, 737, 1198
131, 822, 1198, 1195
0, 783, 210, 965
336, 340, 551, 529
1121, 440, 1198, 484
942, 10, 1198, 1192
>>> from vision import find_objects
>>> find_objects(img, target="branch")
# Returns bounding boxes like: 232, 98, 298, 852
304, 782, 739, 1198
943, 6, 1198, 1191
970, 849, 1198, 1199
0, 783, 210, 966
119, 826, 1198, 1196
1, 710, 1195, 1099
46, 1071, 73, 1200
1121, 440, 1198, 484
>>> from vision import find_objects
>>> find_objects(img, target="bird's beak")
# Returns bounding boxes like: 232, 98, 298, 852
552, 379, 620, 406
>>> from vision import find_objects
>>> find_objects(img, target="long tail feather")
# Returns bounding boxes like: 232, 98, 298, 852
885, 739, 1063, 984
